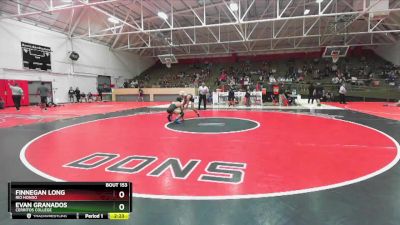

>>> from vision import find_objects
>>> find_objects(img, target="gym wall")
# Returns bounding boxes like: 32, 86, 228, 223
0, 19, 156, 103
372, 44, 400, 66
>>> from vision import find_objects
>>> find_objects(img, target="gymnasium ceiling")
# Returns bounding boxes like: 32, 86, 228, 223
1, 0, 400, 58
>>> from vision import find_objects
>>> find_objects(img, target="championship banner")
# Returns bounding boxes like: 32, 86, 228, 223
21, 42, 51, 71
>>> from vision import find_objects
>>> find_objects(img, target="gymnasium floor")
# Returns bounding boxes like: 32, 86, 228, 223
324, 101, 400, 121
1, 102, 399, 225
0, 102, 167, 128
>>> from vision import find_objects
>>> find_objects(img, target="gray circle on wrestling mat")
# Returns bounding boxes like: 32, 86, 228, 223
165, 117, 260, 134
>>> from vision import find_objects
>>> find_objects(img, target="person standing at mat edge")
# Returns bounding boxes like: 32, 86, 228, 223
228, 88, 235, 107
138, 88, 144, 102
37, 82, 49, 110
68, 87, 74, 102
308, 83, 315, 104
198, 82, 208, 110
75, 87, 81, 103
97, 83, 104, 101
339, 83, 347, 104
8, 82, 24, 111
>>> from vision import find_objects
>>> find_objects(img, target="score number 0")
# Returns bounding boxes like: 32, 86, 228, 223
118, 191, 126, 211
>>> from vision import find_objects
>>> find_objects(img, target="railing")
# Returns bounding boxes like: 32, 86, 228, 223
286, 81, 400, 101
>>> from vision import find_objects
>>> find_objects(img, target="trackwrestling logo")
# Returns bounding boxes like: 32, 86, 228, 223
64, 153, 246, 184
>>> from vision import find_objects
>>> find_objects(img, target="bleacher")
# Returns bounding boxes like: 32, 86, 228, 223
132, 51, 400, 101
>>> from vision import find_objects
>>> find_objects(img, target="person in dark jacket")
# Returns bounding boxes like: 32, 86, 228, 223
37, 82, 49, 110
308, 83, 315, 104
244, 89, 251, 107
228, 88, 235, 107
314, 83, 324, 106
68, 87, 75, 102
97, 84, 104, 101
75, 87, 81, 103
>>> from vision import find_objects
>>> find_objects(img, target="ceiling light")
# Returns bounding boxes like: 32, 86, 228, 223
107, 16, 120, 24
229, 2, 239, 11
304, 9, 310, 15
316, 0, 324, 3
157, 11, 168, 20
61, 0, 72, 2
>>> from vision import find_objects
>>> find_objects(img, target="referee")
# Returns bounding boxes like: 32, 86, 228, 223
198, 82, 209, 110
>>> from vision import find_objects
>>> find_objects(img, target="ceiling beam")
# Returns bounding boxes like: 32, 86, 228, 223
82, 7, 400, 38
164, 42, 394, 58
68, 7, 86, 37
111, 10, 132, 48
124, 29, 400, 50
0, 0, 120, 20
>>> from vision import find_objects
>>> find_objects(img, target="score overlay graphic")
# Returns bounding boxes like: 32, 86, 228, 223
8, 182, 132, 220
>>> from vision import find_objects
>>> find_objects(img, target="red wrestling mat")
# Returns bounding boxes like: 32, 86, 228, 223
21, 111, 399, 199
0, 102, 167, 128
324, 102, 400, 121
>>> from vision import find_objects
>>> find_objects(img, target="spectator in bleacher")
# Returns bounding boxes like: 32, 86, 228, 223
244, 76, 250, 87
297, 73, 305, 81
123, 81, 129, 88
332, 76, 340, 85
339, 83, 347, 104
331, 64, 338, 73
269, 75, 276, 83
194, 76, 200, 87
336, 69, 343, 79
323, 63, 330, 77
219, 70, 228, 83
256, 82, 261, 92
228, 76, 235, 86
364, 73, 373, 86
214, 77, 220, 87
313, 68, 320, 79
198, 82, 208, 110
345, 71, 351, 80
130, 80, 138, 88
239, 76, 244, 88
388, 71, 396, 83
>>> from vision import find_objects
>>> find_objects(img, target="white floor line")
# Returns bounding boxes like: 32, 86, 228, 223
149, 104, 170, 108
